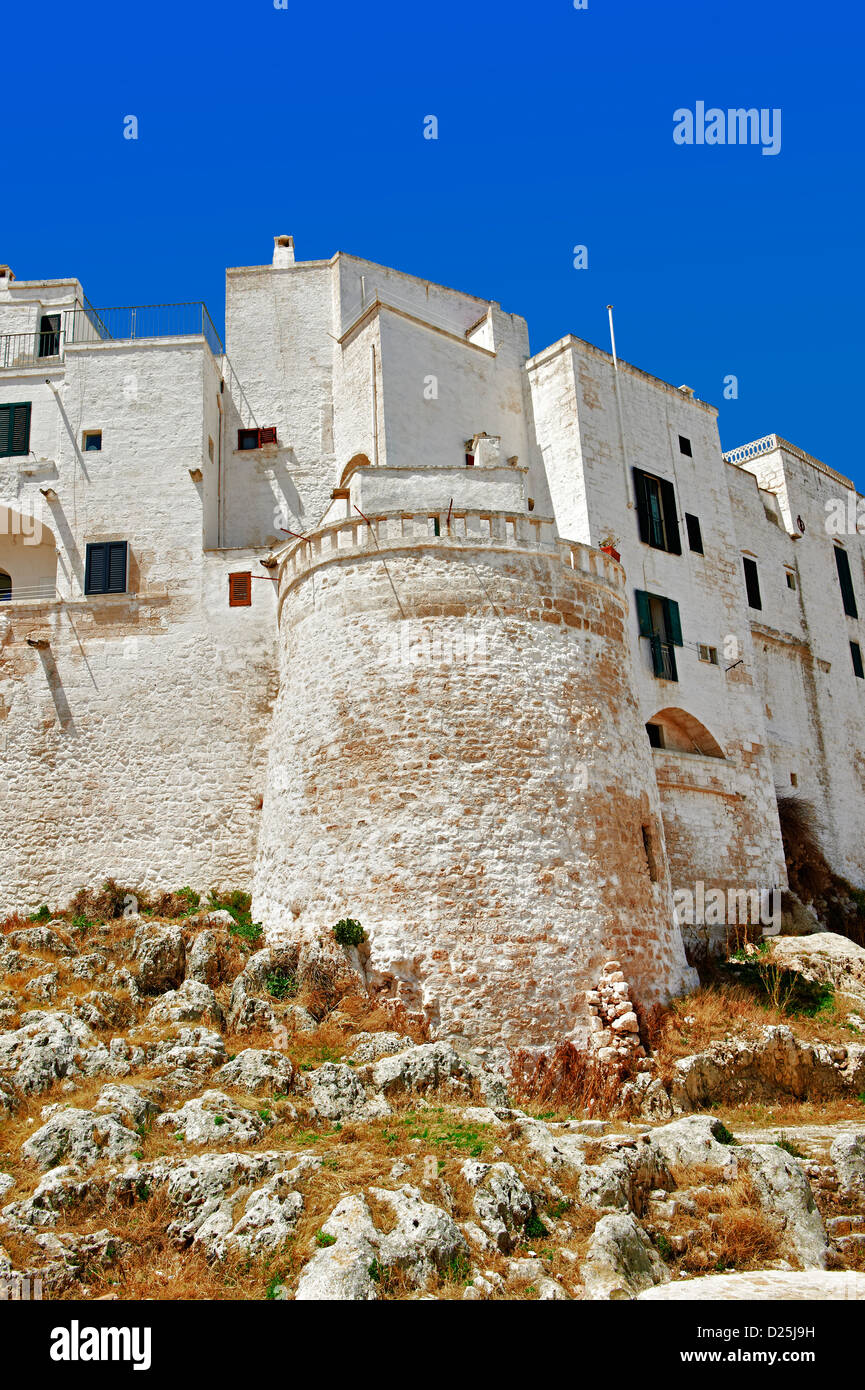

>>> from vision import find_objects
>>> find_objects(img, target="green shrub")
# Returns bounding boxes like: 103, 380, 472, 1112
266, 968, 298, 1000
315, 1230, 336, 1248
27, 905, 52, 923
332, 918, 365, 947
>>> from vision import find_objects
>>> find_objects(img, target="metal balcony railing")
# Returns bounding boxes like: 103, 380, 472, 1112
649, 634, 678, 681
0, 303, 225, 370
65, 303, 224, 356
0, 330, 65, 370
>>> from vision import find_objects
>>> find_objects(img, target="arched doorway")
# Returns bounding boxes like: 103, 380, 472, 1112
0, 570, 10, 601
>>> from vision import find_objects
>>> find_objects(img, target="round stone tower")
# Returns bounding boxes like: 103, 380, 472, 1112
253, 498, 695, 1050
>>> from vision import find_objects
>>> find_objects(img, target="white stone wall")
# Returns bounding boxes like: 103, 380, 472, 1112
528, 338, 788, 905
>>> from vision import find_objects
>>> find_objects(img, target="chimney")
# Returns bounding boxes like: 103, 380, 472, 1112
0, 265, 15, 286
273, 235, 295, 268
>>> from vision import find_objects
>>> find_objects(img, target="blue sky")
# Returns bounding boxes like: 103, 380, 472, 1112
6, 0, 862, 481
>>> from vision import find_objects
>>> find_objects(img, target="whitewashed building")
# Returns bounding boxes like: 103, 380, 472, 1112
1, 239, 861, 1043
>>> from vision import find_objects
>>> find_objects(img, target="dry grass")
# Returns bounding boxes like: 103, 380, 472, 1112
653, 1165, 783, 1274
509, 1041, 636, 1119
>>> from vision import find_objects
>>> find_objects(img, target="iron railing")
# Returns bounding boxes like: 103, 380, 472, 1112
0, 330, 65, 370
65, 303, 224, 356
649, 634, 678, 681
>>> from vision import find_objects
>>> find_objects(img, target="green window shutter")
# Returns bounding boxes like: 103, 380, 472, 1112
11, 402, 31, 455
85, 543, 107, 594
663, 597, 683, 646
632, 469, 651, 545
834, 546, 858, 619
659, 477, 681, 554
635, 589, 653, 638
0, 403, 32, 457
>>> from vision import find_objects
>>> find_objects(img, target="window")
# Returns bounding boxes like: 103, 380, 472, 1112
678, 435, 692, 457
38, 314, 61, 358
0, 402, 31, 458
465, 452, 475, 467
633, 468, 681, 554
635, 588, 683, 680
0, 570, 10, 602
84, 541, 128, 595
698, 644, 719, 665
83, 430, 102, 452
834, 546, 858, 619
237, 426, 277, 451
851, 641, 864, 679
646, 721, 664, 749
790, 772, 798, 787
228, 572, 252, 607
685, 512, 703, 554
785, 570, 797, 591
743, 556, 762, 610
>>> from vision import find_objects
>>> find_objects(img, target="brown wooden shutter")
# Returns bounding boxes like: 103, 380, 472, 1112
229, 572, 252, 607
259, 426, 277, 445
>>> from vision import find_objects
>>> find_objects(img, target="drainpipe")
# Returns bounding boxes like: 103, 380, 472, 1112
370, 343, 379, 466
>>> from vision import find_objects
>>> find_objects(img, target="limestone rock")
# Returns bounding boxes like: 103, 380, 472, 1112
349, 1032, 414, 1064
581, 1212, 670, 1300
646, 1114, 739, 1170
295, 1194, 379, 1301
739, 1143, 827, 1269
830, 1131, 865, 1189
157, 1090, 268, 1146
368, 1184, 468, 1283
307, 1063, 390, 1122
461, 1160, 532, 1253
0, 1011, 92, 1098
93, 1084, 160, 1127
148, 980, 224, 1028
770, 931, 865, 1005
22, 1106, 139, 1171
216, 1049, 294, 1096
639, 1270, 865, 1300
133, 924, 185, 994
367, 1042, 476, 1099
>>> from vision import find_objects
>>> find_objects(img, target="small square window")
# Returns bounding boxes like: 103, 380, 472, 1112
646, 722, 664, 749
238, 428, 260, 451
698, 644, 719, 665
851, 641, 864, 679
678, 435, 692, 457
83, 430, 102, 452
465, 453, 475, 467
785, 571, 797, 590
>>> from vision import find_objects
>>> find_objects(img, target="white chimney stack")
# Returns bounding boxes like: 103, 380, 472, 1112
273, 235, 295, 268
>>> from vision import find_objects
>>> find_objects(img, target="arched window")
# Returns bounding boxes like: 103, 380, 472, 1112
0, 570, 10, 602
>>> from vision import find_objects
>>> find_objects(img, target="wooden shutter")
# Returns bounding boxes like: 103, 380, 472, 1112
635, 589, 653, 638
258, 426, 277, 445
85, 543, 107, 594
0, 402, 31, 458
106, 541, 128, 593
229, 572, 252, 607
685, 512, 703, 554
663, 597, 683, 646
659, 477, 681, 554
633, 469, 651, 544
834, 546, 858, 619
743, 556, 762, 610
